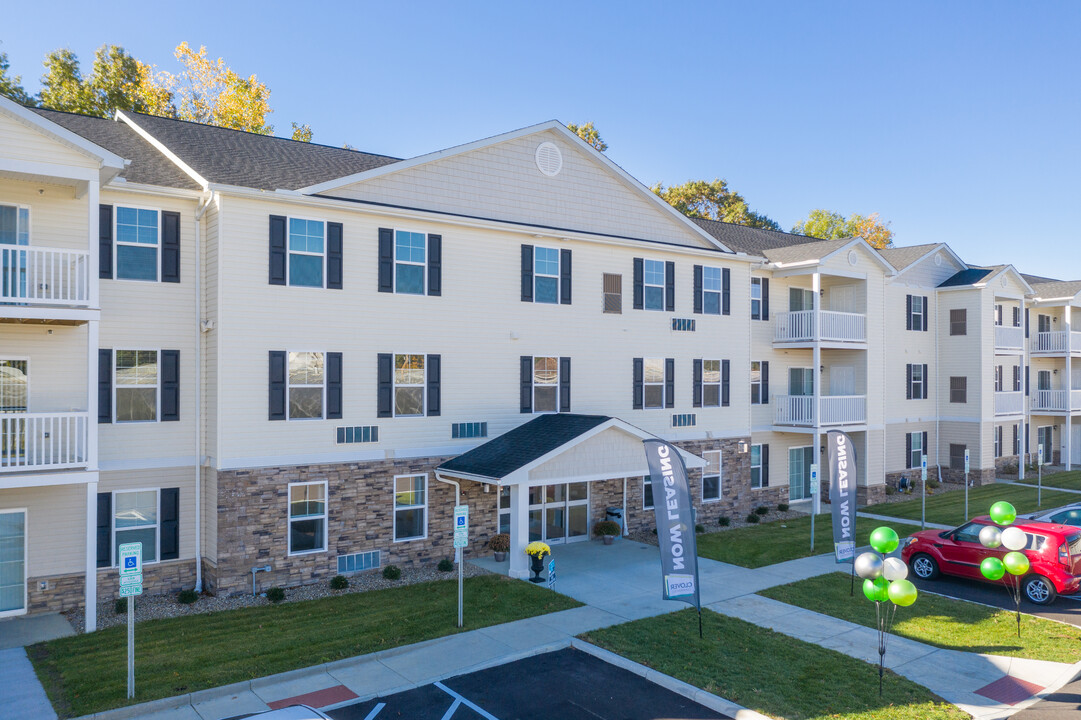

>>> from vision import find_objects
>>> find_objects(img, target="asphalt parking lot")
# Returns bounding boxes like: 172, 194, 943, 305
910, 574, 1081, 628
328, 648, 728, 720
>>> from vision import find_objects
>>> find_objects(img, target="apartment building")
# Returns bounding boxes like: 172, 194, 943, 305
0, 94, 1077, 630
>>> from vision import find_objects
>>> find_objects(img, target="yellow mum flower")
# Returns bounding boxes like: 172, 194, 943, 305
526, 541, 551, 558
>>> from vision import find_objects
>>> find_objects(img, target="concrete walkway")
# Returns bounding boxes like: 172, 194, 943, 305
0, 647, 58, 720
858, 510, 953, 530
1000, 480, 1081, 496
0, 612, 75, 650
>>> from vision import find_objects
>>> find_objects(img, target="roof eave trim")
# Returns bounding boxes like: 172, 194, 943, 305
1, 96, 127, 170
115, 110, 210, 191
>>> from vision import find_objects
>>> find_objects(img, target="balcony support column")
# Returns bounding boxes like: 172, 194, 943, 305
84, 479, 97, 632
87, 180, 99, 308
813, 271, 822, 515
1066, 306, 1073, 470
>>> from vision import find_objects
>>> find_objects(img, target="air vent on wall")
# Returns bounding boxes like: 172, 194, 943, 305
535, 142, 563, 177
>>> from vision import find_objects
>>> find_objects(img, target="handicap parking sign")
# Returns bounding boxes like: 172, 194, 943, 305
124, 556, 137, 570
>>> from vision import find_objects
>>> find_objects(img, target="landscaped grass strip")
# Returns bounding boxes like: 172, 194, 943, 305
29, 575, 580, 718
861, 483, 1076, 527
582, 608, 968, 720
759, 572, 1081, 664
1017, 469, 1081, 492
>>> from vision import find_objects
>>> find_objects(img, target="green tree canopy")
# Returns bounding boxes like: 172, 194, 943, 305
791, 209, 894, 249
39, 45, 173, 117
291, 122, 313, 142
0, 50, 34, 105
652, 178, 780, 231
567, 121, 607, 152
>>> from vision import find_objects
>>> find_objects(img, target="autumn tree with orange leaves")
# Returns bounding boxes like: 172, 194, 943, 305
792, 209, 895, 249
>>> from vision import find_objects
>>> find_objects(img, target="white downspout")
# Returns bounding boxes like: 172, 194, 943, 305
1065, 305, 1072, 470
935, 290, 943, 481
193, 191, 214, 592
812, 271, 821, 515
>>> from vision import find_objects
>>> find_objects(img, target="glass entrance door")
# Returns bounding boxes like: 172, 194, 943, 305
0, 509, 26, 617
528, 482, 589, 544
788, 446, 814, 501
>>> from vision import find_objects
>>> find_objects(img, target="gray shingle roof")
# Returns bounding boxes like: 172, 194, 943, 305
1022, 273, 1061, 286
879, 243, 940, 270
763, 237, 855, 264
1030, 280, 1081, 299
938, 268, 995, 288
689, 217, 822, 255
31, 108, 202, 190
438, 414, 611, 480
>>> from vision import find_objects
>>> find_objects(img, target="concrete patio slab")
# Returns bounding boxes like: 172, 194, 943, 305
0, 612, 75, 650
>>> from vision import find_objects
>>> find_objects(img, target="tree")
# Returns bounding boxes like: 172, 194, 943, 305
791, 209, 894, 249
291, 122, 312, 142
166, 42, 272, 134
567, 121, 607, 152
0, 50, 34, 105
652, 178, 781, 231
39, 45, 174, 117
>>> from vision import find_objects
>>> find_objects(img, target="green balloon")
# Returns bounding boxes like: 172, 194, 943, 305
869, 526, 899, 554
1003, 551, 1030, 576
989, 501, 1017, 526
888, 578, 918, 607
980, 556, 1006, 580
863, 577, 889, 603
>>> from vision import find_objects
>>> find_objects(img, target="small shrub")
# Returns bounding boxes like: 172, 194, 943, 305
593, 520, 621, 537
927, 478, 941, 490
177, 589, 199, 605
718, 516, 731, 527
695, 523, 705, 533
266, 587, 285, 603
114, 598, 132, 614
438, 558, 454, 572
777, 502, 789, 512
755, 505, 769, 516
746, 513, 760, 524
383, 564, 402, 580
885, 485, 897, 496
330, 575, 349, 590
651, 528, 657, 535
488, 533, 510, 552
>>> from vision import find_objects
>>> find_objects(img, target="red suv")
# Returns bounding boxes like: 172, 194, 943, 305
901, 516, 1081, 605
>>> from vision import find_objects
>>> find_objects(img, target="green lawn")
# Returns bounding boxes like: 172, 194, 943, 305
697, 515, 923, 568
582, 608, 967, 720
861, 483, 1077, 527
29, 575, 580, 718
1018, 469, 1081, 492
760, 572, 1081, 664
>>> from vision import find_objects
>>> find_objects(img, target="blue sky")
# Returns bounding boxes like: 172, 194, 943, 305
4, 1, 1078, 278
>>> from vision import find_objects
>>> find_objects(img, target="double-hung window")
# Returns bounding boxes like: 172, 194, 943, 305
751, 278, 762, 319
642, 476, 654, 510
288, 352, 324, 419
994, 426, 1003, 458
908, 295, 926, 331
394, 354, 425, 416
114, 489, 158, 564
115, 350, 157, 422
0, 359, 27, 412
288, 218, 325, 288
394, 474, 427, 541
751, 361, 767, 404
702, 450, 721, 502
534, 247, 560, 304
288, 481, 326, 554
644, 358, 665, 408
907, 432, 924, 469
907, 364, 926, 400
994, 365, 1003, 393
750, 444, 764, 489
702, 267, 722, 314
395, 231, 426, 295
994, 304, 1003, 326
702, 360, 721, 407
532, 356, 558, 412
643, 260, 665, 310
115, 207, 159, 281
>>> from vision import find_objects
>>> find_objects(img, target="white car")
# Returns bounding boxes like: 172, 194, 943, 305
243, 706, 332, 720
1024, 503, 1081, 528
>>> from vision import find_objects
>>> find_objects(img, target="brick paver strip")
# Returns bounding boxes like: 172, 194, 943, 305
974, 676, 1045, 706
266, 684, 359, 710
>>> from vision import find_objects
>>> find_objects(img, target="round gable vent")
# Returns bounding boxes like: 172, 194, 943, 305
535, 142, 563, 177
848, 250, 858, 266
934, 254, 943, 266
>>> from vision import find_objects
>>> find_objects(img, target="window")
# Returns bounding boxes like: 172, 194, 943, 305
751, 278, 762, 319
287, 218, 325, 288
751, 361, 766, 404
288, 481, 326, 554
1012, 306, 1021, 328
0, 359, 27, 412
499, 486, 510, 534
702, 451, 721, 502
994, 425, 1003, 458
395, 230, 426, 294
950, 444, 967, 471
1013, 424, 1021, 456
702, 360, 721, 407
994, 304, 1003, 326
702, 267, 722, 315
994, 365, 1003, 393
907, 364, 925, 400
532, 356, 558, 412
533, 247, 560, 304
115, 207, 158, 281
644, 358, 665, 408
908, 295, 926, 331
114, 490, 158, 564
394, 474, 427, 541
950, 308, 967, 336
789, 367, 814, 396
1037, 426, 1053, 463
642, 476, 654, 510
394, 354, 425, 416
953, 521, 984, 545
643, 259, 665, 310
907, 432, 923, 469
288, 352, 324, 419
115, 350, 157, 422
0, 203, 30, 245
750, 444, 764, 489
950, 376, 967, 404
603, 273, 622, 313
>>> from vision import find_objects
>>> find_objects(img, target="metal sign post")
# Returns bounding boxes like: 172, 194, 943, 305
1037, 444, 1044, 508
118, 542, 143, 700
964, 449, 970, 521
920, 455, 928, 530
809, 464, 819, 551
453, 505, 468, 629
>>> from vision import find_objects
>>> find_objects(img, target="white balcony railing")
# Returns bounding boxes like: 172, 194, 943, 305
1034, 389, 1081, 413
774, 310, 867, 343
994, 391, 1024, 416
0, 412, 90, 472
1, 246, 91, 306
994, 325, 1024, 351
1074, 332, 1081, 351
1031, 331, 1068, 354
775, 395, 866, 426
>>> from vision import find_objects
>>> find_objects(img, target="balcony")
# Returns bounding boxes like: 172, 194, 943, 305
1, 246, 92, 310
0, 412, 90, 473
994, 325, 1024, 352
1031, 389, 1081, 414
775, 395, 866, 427
1031, 331, 1081, 355
774, 310, 867, 345
994, 391, 1024, 416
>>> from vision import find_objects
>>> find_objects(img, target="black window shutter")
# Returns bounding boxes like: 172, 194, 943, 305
922, 364, 929, 399
520, 356, 532, 413
426, 354, 441, 416
161, 211, 180, 283
906, 295, 913, 331
268, 351, 287, 420
762, 444, 770, 487
632, 358, 644, 409
159, 487, 179, 561
427, 234, 441, 296
762, 278, 770, 320
96, 492, 112, 568
1025, 308, 1030, 338
692, 359, 703, 408
664, 358, 675, 408
98, 349, 112, 423
99, 204, 113, 279
906, 364, 912, 399
378, 228, 394, 293
377, 353, 393, 418
923, 297, 929, 331
559, 356, 571, 412
326, 352, 343, 419
665, 261, 675, 312
1025, 422, 1030, 453
762, 361, 770, 404
722, 268, 730, 315
906, 433, 912, 468
521, 245, 533, 302
161, 350, 180, 421
269, 215, 287, 285
559, 249, 572, 305
693, 265, 703, 314
722, 359, 730, 407
327, 222, 343, 290
922, 432, 928, 462
633, 258, 644, 309
1025, 365, 1029, 396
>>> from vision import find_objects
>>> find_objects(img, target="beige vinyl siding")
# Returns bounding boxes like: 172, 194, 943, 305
100, 466, 197, 561
884, 283, 936, 414
938, 420, 983, 472
2, 324, 88, 412
0, 485, 86, 577
900, 250, 964, 289
937, 289, 983, 420
884, 421, 936, 473
0, 177, 90, 252
202, 200, 219, 463
0, 112, 100, 169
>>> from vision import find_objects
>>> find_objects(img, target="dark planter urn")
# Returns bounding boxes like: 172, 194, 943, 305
529, 553, 548, 583
493, 551, 507, 562
602, 535, 614, 545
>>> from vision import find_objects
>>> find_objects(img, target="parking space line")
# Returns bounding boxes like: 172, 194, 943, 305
434, 681, 501, 720
362, 702, 386, 720
439, 698, 462, 720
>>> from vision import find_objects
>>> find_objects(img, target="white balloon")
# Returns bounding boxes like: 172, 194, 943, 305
1001, 526, 1027, 551
882, 556, 909, 581
854, 552, 884, 580
978, 525, 1002, 549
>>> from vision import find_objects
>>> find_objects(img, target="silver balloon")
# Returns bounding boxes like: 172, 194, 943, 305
978, 525, 1002, 549
1001, 526, 1027, 551
854, 551, 883, 580
882, 556, 909, 581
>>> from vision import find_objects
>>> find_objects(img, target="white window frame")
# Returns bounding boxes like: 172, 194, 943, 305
287, 350, 326, 421
532, 356, 559, 413
393, 229, 427, 295
702, 450, 722, 503
112, 488, 160, 567
393, 473, 428, 542
533, 246, 560, 304
643, 258, 665, 311
393, 353, 426, 418
994, 303, 1003, 326
0, 357, 29, 412
702, 266, 722, 315
287, 480, 328, 556
750, 361, 763, 405
909, 295, 925, 331
909, 363, 924, 399
286, 215, 326, 289
750, 277, 762, 319
0, 203, 31, 244
643, 357, 665, 409
702, 359, 722, 407
994, 365, 1003, 393
642, 476, 654, 510
114, 348, 159, 423
0, 507, 27, 618
908, 432, 923, 469
114, 204, 160, 282
750, 444, 764, 489
994, 425, 1003, 458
